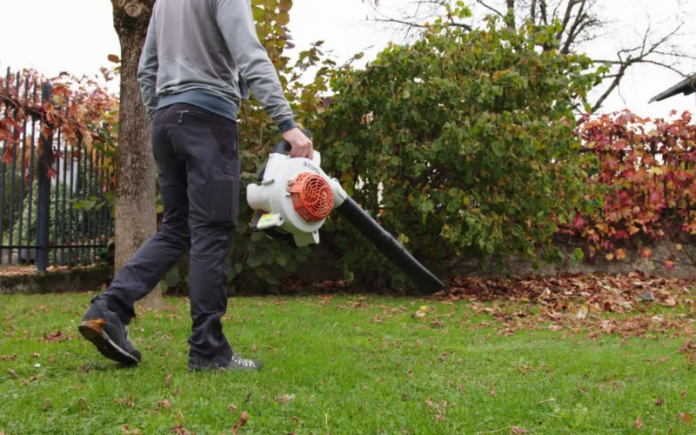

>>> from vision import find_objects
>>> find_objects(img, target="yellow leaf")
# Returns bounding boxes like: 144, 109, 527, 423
576, 305, 588, 319
605, 253, 614, 261
616, 249, 627, 260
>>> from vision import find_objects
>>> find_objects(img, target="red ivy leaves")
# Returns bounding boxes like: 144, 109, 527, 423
0, 68, 118, 181
570, 111, 696, 270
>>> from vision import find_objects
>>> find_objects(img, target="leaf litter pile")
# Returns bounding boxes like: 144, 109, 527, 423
433, 271, 696, 339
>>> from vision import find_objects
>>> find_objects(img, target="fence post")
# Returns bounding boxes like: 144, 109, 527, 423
36, 82, 54, 272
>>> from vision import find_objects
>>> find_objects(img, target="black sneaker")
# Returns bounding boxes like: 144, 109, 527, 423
78, 298, 141, 366
189, 354, 264, 372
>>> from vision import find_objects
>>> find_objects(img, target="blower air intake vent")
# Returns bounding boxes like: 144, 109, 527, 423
288, 173, 334, 223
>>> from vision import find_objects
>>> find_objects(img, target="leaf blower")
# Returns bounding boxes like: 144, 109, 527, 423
246, 139, 444, 293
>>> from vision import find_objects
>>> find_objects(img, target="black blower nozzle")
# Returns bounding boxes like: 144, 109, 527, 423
335, 197, 444, 293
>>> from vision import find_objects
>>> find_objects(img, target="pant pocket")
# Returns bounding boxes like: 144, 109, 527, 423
208, 168, 240, 224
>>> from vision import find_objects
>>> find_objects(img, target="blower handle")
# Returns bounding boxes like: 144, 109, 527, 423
271, 129, 314, 155
271, 140, 292, 155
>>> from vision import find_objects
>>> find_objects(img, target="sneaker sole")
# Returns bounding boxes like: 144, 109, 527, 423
79, 318, 140, 366
189, 364, 264, 373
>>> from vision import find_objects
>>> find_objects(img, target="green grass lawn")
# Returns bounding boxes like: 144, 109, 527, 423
1, 292, 696, 434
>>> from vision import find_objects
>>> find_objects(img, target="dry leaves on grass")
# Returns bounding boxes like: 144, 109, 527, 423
635, 416, 643, 429
510, 427, 530, 434
41, 330, 70, 343
170, 424, 193, 435
436, 272, 696, 336
154, 400, 171, 412
679, 412, 693, 425
678, 340, 696, 369
439, 272, 693, 310
117, 397, 135, 408
231, 411, 248, 433
425, 398, 454, 422
275, 394, 295, 404
0, 354, 17, 361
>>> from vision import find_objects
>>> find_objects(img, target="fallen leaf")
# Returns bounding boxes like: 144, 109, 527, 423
663, 296, 678, 307
275, 394, 295, 404
0, 354, 17, 361
42, 330, 70, 342
32, 353, 40, 359
231, 411, 248, 433
636, 415, 643, 429
117, 397, 135, 408
511, 427, 530, 434
169, 423, 191, 435
156, 400, 171, 410
165, 372, 172, 387
8, 369, 19, 378
679, 413, 692, 425
656, 398, 664, 406
413, 310, 427, 319
227, 404, 238, 413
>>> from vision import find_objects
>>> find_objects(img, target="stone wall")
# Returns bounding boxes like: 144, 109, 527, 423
0, 266, 112, 295
451, 233, 696, 279
297, 234, 696, 282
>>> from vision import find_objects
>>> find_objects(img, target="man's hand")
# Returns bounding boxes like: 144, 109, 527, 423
282, 128, 314, 160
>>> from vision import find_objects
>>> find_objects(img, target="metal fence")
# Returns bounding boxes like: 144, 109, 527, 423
0, 66, 114, 271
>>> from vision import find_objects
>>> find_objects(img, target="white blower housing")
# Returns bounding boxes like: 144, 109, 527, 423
245, 139, 445, 293
247, 149, 348, 247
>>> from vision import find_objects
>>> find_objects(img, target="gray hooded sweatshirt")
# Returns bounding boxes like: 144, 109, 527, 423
137, 0, 296, 132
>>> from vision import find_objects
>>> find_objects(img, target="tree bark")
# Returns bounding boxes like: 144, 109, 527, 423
112, 0, 164, 310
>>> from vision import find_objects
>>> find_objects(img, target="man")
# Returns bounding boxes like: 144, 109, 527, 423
78, 0, 313, 372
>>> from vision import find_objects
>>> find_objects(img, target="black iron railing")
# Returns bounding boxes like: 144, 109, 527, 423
0, 67, 114, 271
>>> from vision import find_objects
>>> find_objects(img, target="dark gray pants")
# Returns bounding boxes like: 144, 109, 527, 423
100, 103, 240, 367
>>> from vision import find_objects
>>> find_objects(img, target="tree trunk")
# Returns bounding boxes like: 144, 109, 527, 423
112, 0, 164, 310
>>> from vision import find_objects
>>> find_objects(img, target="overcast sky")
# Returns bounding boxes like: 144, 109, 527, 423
1, 0, 694, 119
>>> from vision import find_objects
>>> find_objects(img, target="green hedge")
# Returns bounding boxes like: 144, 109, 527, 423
312, 11, 601, 288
